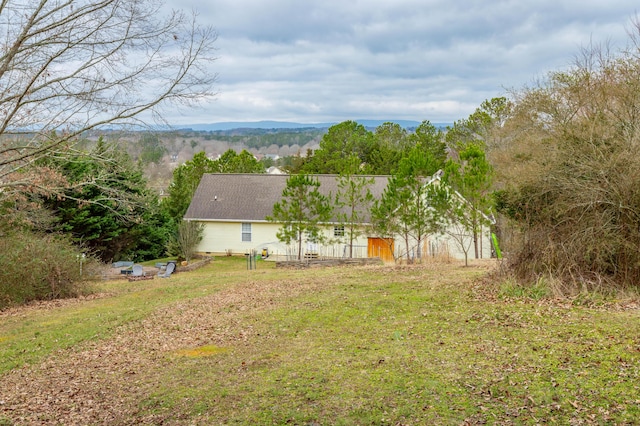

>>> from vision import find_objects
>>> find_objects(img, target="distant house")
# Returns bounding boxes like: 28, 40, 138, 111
266, 166, 286, 175
183, 173, 493, 261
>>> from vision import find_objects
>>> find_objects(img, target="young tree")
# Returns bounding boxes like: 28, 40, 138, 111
443, 143, 494, 265
0, 0, 217, 202
267, 174, 332, 260
440, 194, 476, 267
371, 175, 413, 262
371, 145, 445, 263
335, 157, 374, 257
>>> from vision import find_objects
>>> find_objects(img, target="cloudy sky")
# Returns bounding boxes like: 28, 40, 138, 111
165, 0, 637, 125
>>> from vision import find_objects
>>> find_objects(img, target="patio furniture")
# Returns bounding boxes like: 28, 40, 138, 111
128, 264, 154, 281
158, 262, 176, 278
131, 264, 144, 277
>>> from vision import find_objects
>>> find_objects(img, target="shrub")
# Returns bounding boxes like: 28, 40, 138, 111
166, 221, 204, 262
0, 231, 97, 309
494, 28, 640, 291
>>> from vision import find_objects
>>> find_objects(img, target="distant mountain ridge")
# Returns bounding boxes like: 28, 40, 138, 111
177, 120, 452, 131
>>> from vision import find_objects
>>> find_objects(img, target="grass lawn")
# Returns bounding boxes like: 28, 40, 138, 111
1, 257, 639, 425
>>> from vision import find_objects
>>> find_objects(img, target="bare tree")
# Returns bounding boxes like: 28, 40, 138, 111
495, 20, 640, 290
0, 0, 217, 201
168, 220, 204, 262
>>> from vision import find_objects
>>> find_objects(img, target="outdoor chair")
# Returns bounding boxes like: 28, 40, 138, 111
127, 264, 155, 281
158, 262, 176, 278
131, 264, 145, 277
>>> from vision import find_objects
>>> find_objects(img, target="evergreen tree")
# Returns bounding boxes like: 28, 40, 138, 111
163, 151, 218, 224
443, 143, 494, 264
217, 149, 265, 173
367, 122, 407, 174
267, 174, 332, 260
138, 133, 167, 165
408, 120, 448, 169
163, 149, 264, 226
372, 145, 445, 263
335, 157, 374, 257
303, 121, 373, 174
40, 140, 169, 261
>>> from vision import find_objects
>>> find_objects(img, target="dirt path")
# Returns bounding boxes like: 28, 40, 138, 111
0, 275, 325, 425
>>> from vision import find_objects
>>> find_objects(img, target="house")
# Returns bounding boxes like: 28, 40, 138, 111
266, 166, 286, 175
183, 173, 493, 262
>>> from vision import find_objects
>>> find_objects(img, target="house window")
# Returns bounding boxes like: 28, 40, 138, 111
334, 225, 345, 237
242, 223, 251, 242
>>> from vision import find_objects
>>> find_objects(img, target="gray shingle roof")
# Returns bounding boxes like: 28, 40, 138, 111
184, 173, 389, 223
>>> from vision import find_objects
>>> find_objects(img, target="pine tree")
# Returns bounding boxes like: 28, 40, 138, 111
268, 174, 332, 260
335, 158, 374, 258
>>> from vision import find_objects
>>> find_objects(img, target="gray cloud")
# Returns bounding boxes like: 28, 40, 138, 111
166, 0, 636, 124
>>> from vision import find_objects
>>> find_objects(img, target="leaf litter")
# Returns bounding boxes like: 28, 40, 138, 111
0, 274, 327, 425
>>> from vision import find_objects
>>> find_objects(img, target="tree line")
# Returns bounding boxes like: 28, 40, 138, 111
267, 132, 493, 265
202, 128, 325, 149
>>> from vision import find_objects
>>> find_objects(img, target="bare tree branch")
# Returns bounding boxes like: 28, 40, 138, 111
0, 0, 217, 198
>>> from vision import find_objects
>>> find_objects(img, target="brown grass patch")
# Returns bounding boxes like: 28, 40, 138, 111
174, 345, 229, 358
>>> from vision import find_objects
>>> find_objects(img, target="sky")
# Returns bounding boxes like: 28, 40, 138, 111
164, 0, 637, 126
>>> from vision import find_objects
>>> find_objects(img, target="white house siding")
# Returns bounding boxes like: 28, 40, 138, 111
313, 227, 371, 259
196, 221, 281, 256
420, 225, 493, 261
196, 221, 370, 260
195, 220, 493, 262
382, 224, 493, 262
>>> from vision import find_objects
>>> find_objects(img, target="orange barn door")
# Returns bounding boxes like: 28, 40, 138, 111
368, 237, 395, 262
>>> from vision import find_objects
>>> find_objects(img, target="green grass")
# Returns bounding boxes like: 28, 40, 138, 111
2, 258, 640, 424
139, 257, 178, 266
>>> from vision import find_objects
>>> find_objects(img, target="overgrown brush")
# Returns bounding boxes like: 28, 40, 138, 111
0, 231, 98, 309
494, 23, 640, 292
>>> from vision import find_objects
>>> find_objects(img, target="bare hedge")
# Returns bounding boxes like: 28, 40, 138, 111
0, 232, 97, 309
495, 33, 640, 291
